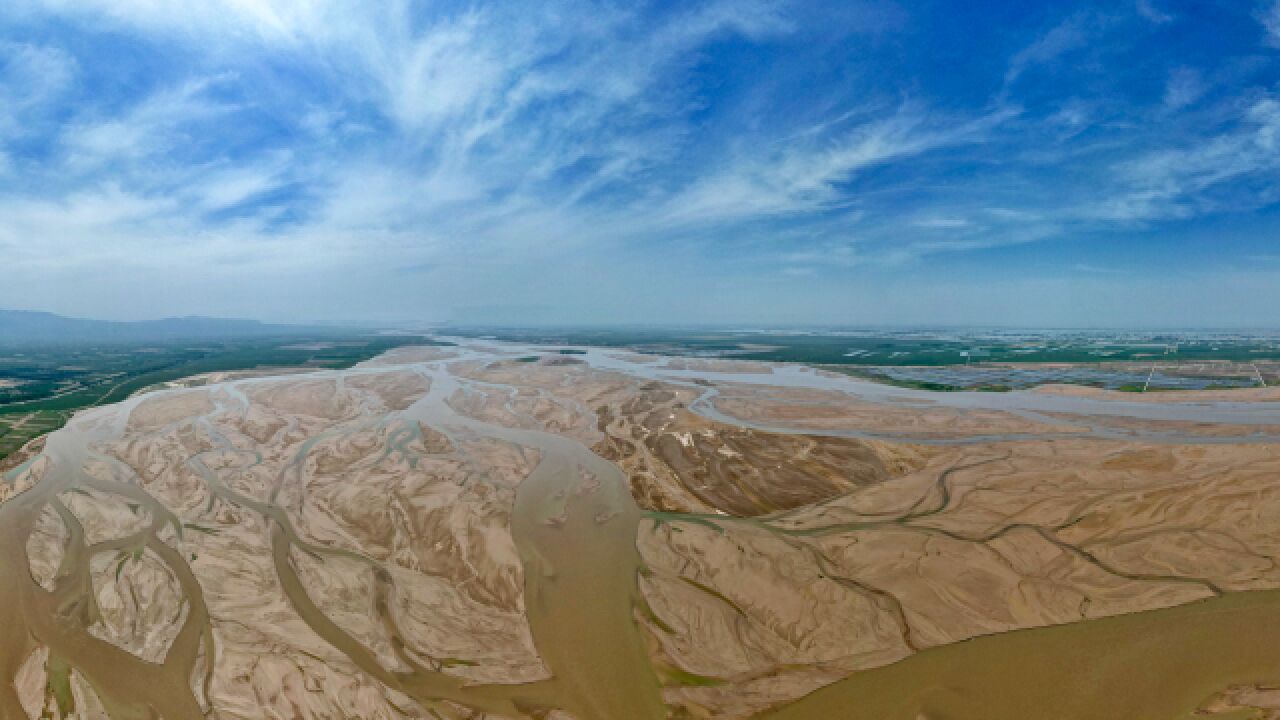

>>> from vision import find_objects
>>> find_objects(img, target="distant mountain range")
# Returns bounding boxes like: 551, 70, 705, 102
0, 310, 353, 345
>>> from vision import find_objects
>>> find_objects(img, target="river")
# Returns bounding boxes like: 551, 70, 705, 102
3, 340, 1279, 718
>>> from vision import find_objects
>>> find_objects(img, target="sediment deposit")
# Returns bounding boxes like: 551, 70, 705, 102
5, 342, 1280, 719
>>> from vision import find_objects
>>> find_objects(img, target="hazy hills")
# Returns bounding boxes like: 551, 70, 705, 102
0, 310, 345, 345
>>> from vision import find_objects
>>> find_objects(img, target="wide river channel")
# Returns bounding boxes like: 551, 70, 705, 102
3, 340, 1280, 719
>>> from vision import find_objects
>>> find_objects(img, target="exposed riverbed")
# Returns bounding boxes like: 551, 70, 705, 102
4, 341, 1280, 718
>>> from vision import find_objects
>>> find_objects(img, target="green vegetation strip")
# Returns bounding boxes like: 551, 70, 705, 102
0, 334, 447, 463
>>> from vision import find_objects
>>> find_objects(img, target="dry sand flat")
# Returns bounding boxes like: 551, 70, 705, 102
2, 343, 1280, 718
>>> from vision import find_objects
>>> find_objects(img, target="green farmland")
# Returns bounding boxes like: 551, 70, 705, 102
0, 334, 442, 464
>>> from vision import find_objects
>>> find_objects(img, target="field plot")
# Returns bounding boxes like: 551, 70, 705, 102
847, 362, 1276, 392
447, 327, 1280, 368
0, 411, 64, 461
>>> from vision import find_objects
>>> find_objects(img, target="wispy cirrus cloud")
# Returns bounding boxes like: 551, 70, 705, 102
1004, 14, 1092, 86
1, 1, 1280, 325
1082, 95, 1280, 222
0, 40, 76, 139
657, 104, 1019, 226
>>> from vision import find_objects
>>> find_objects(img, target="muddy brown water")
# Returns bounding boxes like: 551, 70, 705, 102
3, 342, 1280, 719
0, 395, 209, 719
0, 356, 665, 719
761, 588, 1280, 720
399, 369, 665, 719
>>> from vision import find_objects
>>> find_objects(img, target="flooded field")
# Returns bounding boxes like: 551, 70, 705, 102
3, 340, 1280, 718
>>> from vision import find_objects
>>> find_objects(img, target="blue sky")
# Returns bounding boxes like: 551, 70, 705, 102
2, 1, 1280, 327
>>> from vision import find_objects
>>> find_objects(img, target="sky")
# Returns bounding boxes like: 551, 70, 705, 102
2, 1, 1280, 328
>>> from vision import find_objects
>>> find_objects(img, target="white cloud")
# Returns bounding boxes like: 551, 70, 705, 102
1072, 263, 1124, 274
0, 185, 177, 266
0, 41, 77, 139
195, 159, 289, 211
1135, 0, 1173, 24
780, 242, 860, 268
386, 12, 505, 133
1260, 0, 1280, 47
1005, 15, 1089, 85
12, 0, 327, 45
0, 1, 814, 292
1163, 67, 1206, 110
659, 105, 1017, 226
913, 217, 971, 229
1082, 95, 1280, 222
63, 75, 236, 168
3, 0, 1279, 324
